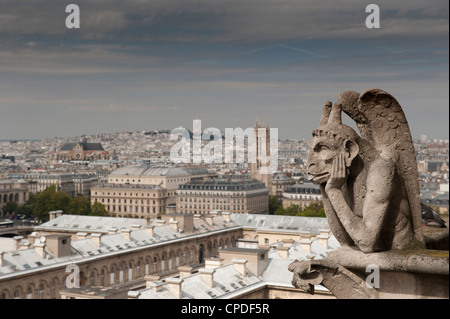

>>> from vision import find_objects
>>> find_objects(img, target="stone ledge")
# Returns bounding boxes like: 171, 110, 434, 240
327, 247, 449, 276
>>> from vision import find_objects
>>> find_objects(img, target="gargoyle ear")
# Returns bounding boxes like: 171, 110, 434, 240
344, 139, 359, 167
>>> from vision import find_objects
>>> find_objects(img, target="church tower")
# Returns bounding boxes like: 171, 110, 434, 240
251, 120, 272, 190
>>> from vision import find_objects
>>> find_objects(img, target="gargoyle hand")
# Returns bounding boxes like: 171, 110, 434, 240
325, 152, 347, 192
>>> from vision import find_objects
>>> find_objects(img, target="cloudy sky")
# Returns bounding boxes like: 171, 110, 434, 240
0, 0, 448, 140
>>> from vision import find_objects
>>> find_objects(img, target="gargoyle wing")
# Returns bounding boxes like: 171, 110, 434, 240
338, 88, 424, 245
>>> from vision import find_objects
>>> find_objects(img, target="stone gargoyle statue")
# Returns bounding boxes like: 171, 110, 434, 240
289, 89, 428, 296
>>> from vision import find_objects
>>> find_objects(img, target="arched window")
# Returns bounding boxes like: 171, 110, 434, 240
39, 284, 44, 299
161, 255, 165, 272
168, 253, 173, 270
90, 272, 95, 286
51, 281, 56, 299
27, 287, 33, 299
100, 270, 105, 286
145, 258, 150, 276
153, 257, 158, 273
119, 265, 124, 284
190, 247, 194, 263
128, 262, 133, 281
136, 261, 141, 278
198, 244, 204, 263
110, 266, 115, 286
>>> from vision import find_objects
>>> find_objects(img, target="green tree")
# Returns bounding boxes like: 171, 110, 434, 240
268, 195, 282, 214
90, 202, 108, 216
275, 204, 302, 216
15, 204, 34, 218
67, 195, 91, 216
296, 202, 325, 217
274, 206, 286, 215
3, 201, 18, 215
32, 185, 73, 221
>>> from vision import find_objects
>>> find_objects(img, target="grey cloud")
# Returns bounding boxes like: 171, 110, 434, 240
0, 0, 447, 41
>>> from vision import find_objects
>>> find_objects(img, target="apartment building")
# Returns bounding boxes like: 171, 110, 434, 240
282, 183, 322, 209
90, 183, 168, 219
176, 179, 269, 215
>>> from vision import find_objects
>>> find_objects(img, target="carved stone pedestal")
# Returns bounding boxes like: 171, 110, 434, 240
289, 247, 449, 299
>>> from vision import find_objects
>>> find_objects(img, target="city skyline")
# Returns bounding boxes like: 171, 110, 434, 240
0, 0, 448, 140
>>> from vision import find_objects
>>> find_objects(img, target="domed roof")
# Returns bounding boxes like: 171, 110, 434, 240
110, 166, 210, 177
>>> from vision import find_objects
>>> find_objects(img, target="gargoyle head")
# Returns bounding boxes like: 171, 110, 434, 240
307, 102, 360, 185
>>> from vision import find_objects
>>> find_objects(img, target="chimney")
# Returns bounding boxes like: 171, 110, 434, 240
178, 266, 193, 279
169, 220, 179, 232
131, 224, 141, 231
20, 242, 31, 250
0, 251, 4, 267
318, 229, 330, 249
145, 225, 154, 237
277, 246, 290, 259
222, 212, 230, 222
205, 216, 214, 226
56, 210, 63, 218
27, 232, 41, 245
122, 229, 131, 241
145, 275, 161, 288
13, 236, 24, 250
232, 258, 247, 276
108, 227, 118, 235
282, 239, 294, 248
49, 211, 57, 221
300, 238, 312, 254
34, 243, 46, 258
205, 257, 223, 269
199, 268, 215, 287
166, 277, 183, 298
45, 235, 72, 257
156, 220, 166, 225
91, 233, 102, 247
149, 280, 164, 292
76, 232, 88, 240
127, 291, 140, 299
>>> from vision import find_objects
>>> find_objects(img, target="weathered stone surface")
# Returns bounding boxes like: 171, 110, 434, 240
289, 247, 449, 299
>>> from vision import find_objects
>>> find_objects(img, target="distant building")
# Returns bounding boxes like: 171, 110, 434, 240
107, 166, 214, 205
282, 183, 322, 209
270, 173, 292, 200
0, 179, 29, 217
90, 183, 168, 219
176, 179, 269, 215
10, 173, 98, 198
52, 138, 109, 163
251, 121, 273, 191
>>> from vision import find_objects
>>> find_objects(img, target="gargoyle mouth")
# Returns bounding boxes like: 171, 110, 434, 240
308, 172, 329, 183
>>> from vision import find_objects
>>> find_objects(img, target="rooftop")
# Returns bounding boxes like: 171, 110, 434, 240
110, 166, 211, 177
179, 179, 267, 191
